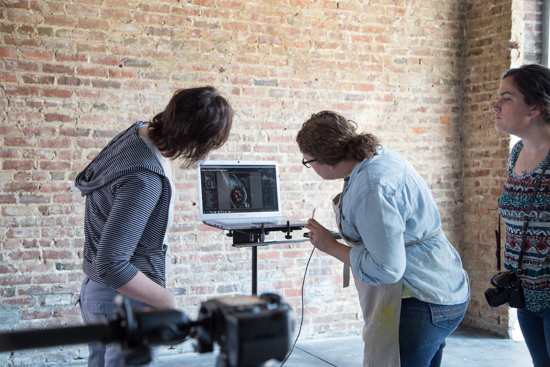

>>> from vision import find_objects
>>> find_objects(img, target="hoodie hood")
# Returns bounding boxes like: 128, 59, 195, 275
75, 121, 165, 196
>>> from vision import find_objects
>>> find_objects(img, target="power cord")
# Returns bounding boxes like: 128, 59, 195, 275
279, 246, 315, 366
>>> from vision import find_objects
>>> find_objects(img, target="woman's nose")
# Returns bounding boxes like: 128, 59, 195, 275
492, 102, 500, 112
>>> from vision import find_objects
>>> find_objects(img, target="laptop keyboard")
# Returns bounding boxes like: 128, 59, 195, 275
221, 217, 287, 223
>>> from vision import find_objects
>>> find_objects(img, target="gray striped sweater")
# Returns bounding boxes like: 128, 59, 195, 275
75, 122, 171, 289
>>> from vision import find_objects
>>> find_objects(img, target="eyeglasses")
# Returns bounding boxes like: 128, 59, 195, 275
302, 157, 319, 168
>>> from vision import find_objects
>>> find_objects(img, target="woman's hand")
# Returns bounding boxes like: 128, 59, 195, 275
305, 219, 351, 265
116, 271, 176, 309
305, 219, 336, 252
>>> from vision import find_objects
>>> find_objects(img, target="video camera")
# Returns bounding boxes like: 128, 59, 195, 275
0, 293, 294, 367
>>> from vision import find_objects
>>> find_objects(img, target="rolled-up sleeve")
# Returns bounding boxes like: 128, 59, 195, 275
95, 171, 162, 289
348, 189, 407, 286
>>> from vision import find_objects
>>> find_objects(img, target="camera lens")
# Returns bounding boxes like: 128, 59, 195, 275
484, 286, 507, 308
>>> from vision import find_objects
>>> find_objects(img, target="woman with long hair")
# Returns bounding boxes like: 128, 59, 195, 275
493, 64, 550, 367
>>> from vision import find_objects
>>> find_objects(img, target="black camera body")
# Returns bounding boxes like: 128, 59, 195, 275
484, 271, 525, 309
194, 293, 294, 367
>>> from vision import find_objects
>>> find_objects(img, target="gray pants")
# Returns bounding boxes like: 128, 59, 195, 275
79, 278, 159, 367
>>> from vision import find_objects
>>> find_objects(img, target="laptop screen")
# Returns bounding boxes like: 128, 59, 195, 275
198, 162, 280, 215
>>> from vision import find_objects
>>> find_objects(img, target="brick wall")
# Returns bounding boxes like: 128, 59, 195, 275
0, 0, 536, 365
460, 0, 514, 337
524, 0, 543, 64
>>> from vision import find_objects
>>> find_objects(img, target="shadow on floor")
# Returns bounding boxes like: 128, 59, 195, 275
157, 326, 531, 367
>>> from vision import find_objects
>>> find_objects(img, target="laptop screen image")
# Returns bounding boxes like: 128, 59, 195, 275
201, 164, 278, 214
197, 160, 307, 231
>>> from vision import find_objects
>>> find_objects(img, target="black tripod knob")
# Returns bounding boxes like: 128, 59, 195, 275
285, 221, 292, 239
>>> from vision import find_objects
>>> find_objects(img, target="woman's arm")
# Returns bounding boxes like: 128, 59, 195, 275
95, 172, 174, 307
349, 192, 407, 285
116, 271, 175, 309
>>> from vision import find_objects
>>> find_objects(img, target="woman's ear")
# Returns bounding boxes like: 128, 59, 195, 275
530, 106, 542, 118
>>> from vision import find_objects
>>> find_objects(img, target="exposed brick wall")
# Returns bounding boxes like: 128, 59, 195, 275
523, 0, 543, 64
0, 0, 537, 364
460, 0, 515, 337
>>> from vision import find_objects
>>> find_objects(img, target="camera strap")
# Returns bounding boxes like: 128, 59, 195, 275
495, 214, 501, 271
516, 156, 550, 284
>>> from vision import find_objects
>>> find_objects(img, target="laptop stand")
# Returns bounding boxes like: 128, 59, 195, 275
227, 222, 308, 295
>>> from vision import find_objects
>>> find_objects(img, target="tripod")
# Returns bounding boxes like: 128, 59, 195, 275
0, 293, 293, 367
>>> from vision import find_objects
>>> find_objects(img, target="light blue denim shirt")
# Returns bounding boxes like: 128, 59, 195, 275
342, 147, 470, 305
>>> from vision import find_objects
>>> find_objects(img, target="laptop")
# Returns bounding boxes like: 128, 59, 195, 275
197, 160, 308, 231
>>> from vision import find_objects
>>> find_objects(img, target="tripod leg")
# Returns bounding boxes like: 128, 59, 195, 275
252, 246, 257, 295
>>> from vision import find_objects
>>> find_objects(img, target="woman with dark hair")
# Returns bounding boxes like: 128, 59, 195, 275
75, 86, 233, 367
493, 63, 550, 367
297, 111, 470, 367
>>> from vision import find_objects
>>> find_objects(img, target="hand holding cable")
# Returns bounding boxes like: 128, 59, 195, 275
305, 214, 352, 266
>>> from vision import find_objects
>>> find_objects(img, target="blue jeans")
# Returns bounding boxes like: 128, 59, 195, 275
518, 307, 550, 367
399, 297, 468, 367
79, 278, 159, 367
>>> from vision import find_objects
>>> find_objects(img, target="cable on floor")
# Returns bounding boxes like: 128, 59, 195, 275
279, 246, 315, 367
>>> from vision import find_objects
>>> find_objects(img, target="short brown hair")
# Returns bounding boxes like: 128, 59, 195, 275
148, 86, 234, 168
296, 110, 380, 165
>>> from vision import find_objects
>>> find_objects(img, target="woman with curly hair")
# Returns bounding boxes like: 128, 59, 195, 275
297, 111, 470, 367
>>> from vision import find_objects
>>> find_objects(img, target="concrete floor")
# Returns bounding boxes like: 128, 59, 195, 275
157, 326, 532, 367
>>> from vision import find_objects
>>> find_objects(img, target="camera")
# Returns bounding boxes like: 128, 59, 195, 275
194, 293, 294, 367
0, 293, 294, 367
484, 271, 525, 308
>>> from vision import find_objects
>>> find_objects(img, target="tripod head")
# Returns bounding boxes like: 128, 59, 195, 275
0, 293, 294, 367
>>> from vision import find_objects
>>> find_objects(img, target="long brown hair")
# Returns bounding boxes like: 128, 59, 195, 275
296, 110, 380, 165
148, 86, 234, 168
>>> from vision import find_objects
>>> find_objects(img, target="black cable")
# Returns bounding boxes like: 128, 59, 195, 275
279, 246, 315, 367
295, 346, 339, 367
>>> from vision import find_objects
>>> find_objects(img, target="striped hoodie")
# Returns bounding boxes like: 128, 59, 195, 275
75, 122, 171, 289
